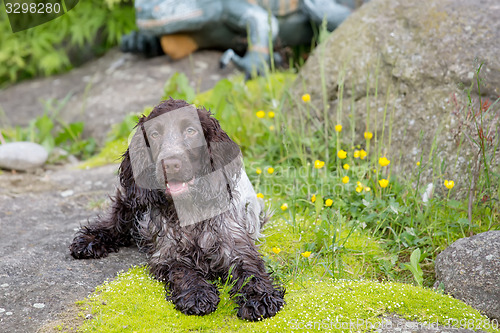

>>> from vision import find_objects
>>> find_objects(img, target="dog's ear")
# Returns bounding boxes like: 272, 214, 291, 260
119, 116, 161, 200
204, 115, 243, 201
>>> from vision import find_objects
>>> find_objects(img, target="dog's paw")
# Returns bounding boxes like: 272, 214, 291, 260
171, 284, 220, 316
237, 292, 285, 321
69, 233, 116, 259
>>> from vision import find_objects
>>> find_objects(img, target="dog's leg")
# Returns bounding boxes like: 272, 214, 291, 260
230, 248, 285, 321
69, 189, 138, 259
155, 261, 220, 316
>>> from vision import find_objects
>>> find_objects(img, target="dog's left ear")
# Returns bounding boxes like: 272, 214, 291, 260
204, 115, 243, 192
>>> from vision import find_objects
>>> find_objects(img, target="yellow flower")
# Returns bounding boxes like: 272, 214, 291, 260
335, 124, 342, 132
325, 199, 333, 207
357, 181, 362, 187
355, 186, 363, 193
256, 167, 262, 175
417, 161, 421, 166
337, 150, 347, 159
256, 193, 264, 199
281, 203, 288, 211
301, 251, 312, 258
268, 111, 275, 118
314, 160, 325, 169
301, 94, 311, 103
267, 167, 274, 174
364, 131, 373, 140
444, 180, 455, 189
269, 125, 275, 131
364, 187, 371, 192
256, 110, 266, 118
379, 179, 389, 188
343, 164, 350, 170
311, 194, 316, 203
272, 247, 281, 254
353, 150, 360, 158
359, 149, 367, 160
379, 157, 391, 167
342, 176, 349, 184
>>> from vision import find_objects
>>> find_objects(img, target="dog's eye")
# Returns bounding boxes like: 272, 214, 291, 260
185, 127, 197, 136
150, 131, 160, 139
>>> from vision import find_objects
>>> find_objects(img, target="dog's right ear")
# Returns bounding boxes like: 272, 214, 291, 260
119, 116, 158, 197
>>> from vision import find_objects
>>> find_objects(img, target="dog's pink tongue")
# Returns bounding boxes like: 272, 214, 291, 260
168, 181, 185, 193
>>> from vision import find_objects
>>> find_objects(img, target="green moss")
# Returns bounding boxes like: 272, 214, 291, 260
78, 266, 497, 333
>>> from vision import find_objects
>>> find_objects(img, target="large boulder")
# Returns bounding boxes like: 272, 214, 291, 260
434, 231, 500, 320
291, 0, 500, 193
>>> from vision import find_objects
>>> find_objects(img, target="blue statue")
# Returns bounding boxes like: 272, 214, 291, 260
121, 0, 366, 78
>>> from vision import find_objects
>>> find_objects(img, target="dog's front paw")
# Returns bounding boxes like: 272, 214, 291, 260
171, 283, 220, 316
69, 232, 117, 259
237, 291, 285, 321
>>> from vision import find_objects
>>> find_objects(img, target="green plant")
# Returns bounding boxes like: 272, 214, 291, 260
0, 96, 97, 161
402, 248, 424, 287
0, 0, 135, 86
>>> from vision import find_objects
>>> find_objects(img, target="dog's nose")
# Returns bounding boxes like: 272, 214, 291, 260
162, 158, 182, 174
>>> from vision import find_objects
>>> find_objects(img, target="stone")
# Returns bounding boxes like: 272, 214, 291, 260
0, 142, 48, 170
434, 231, 500, 320
291, 0, 500, 194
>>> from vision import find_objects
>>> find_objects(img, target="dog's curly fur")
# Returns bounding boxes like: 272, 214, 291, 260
69, 98, 285, 321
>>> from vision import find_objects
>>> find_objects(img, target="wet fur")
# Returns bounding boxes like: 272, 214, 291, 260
69, 98, 284, 321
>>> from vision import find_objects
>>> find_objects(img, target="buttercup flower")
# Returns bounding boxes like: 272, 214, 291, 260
342, 176, 349, 184
301, 251, 312, 258
269, 125, 275, 131
311, 194, 316, 203
379, 157, 391, 167
335, 124, 342, 132
354, 150, 360, 159
256, 110, 266, 118
364, 187, 371, 192
268, 111, 275, 118
359, 149, 367, 160
444, 180, 455, 189
416, 161, 421, 166
281, 203, 288, 211
314, 160, 325, 169
337, 150, 347, 159
356, 186, 363, 193
302, 94, 311, 103
379, 179, 389, 188
256, 167, 262, 175
325, 199, 333, 207
272, 247, 281, 254
267, 167, 275, 174
343, 164, 350, 170
364, 131, 373, 140
357, 181, 362, 187
256, 193, 264, 199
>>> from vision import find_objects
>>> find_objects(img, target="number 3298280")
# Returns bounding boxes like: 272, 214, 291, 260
5, 2, 61, 14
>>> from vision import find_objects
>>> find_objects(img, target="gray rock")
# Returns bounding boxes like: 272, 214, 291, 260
0, 142, 48, 170
291, 0, 500, 194
435, 231, 500, 321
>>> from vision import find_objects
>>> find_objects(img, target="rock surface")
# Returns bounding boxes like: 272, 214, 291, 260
0, 142, 48, 170
434, 231, 500, 321
291, 0, 500, 193
0, 164, 145, 333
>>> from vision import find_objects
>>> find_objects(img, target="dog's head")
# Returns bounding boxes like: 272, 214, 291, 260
121, 98, 242, 224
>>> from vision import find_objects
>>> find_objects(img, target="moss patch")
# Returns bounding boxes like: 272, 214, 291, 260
77, 266, 497, 333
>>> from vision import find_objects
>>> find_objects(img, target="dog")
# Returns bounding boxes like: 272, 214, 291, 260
70, 98, 285, 321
